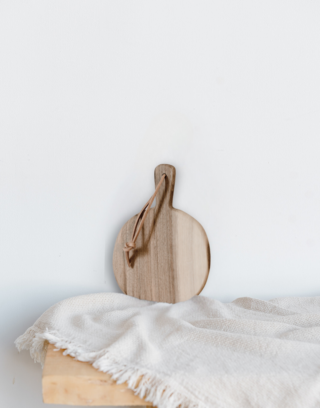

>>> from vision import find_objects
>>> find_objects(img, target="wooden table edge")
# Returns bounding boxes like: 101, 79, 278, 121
42, 342, 153, 407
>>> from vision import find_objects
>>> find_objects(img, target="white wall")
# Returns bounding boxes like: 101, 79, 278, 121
1, 1, 320, 407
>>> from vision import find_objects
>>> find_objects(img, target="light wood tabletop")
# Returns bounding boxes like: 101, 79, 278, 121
42, 343, 153, 407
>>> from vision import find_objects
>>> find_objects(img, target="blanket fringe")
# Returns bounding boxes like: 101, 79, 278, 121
15, 328, 201, 408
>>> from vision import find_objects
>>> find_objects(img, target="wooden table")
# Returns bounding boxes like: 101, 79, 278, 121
42, 343, 153, 407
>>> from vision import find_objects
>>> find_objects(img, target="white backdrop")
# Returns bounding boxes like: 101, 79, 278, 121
1, 1, 320, 407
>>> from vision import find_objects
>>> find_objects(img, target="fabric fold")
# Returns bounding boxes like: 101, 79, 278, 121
15, 293, 320, 408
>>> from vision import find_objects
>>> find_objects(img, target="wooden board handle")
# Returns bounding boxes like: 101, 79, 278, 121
154, 164, 176, 210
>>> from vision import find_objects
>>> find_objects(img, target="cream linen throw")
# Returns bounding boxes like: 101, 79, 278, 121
15, 293, 320, 408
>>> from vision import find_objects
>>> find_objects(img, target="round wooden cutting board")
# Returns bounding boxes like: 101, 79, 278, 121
113, 164, 210, 303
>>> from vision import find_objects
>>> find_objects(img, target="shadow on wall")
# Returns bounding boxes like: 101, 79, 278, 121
104, 210, 127, 292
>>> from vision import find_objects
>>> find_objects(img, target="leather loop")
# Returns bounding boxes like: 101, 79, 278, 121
123, 241, 136, 252
124, 173, 166, 267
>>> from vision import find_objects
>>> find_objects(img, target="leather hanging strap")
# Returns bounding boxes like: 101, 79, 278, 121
123, 173, 166, 267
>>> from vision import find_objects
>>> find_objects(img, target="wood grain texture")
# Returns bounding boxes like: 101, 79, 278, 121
42, 343, 152, 406
113, 164, 210, 303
